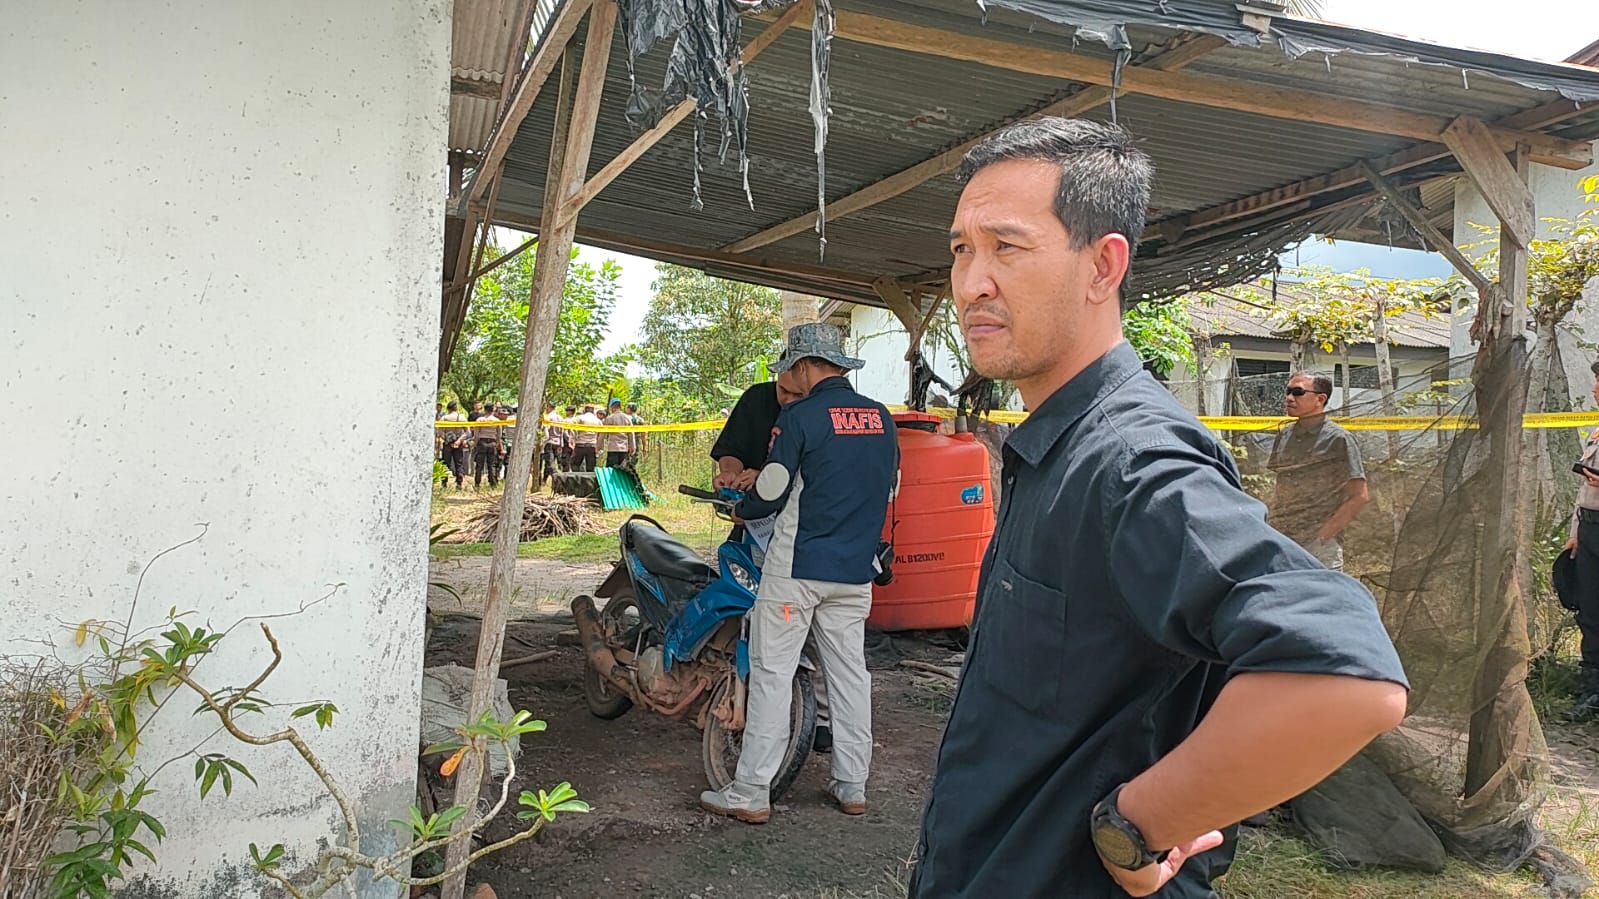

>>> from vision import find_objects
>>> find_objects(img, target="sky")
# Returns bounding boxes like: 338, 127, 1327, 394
553, 0, 1587, 352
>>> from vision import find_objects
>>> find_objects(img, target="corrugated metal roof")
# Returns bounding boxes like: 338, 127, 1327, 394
1187, 284, 1452, 349
482, 0, 1599, 306
596, 466, 650, 510
450, 0, 558, 154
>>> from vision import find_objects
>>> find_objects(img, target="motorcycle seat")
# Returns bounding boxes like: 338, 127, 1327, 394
625, 521, 714, 584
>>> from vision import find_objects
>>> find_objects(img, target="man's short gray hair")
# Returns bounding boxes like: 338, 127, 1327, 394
958, 118, 1153, 266
1292, 371, 1334, 397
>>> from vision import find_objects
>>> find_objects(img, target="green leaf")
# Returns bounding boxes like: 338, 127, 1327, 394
136, 811, 165, 841
123, 838, 157, 864
548, 799, 591, 815
436, 805, 468, 828
199, 763, 220, 800
421, 741, 464, 757
221, 757, 256, 786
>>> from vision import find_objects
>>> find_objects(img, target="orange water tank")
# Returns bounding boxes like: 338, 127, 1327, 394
869, 412, 994, 631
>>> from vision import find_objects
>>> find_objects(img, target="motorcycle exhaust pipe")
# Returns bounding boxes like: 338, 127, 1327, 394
571, 595, 640, 700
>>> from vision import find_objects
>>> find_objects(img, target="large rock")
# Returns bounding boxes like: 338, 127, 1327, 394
1288, 752, 1447, 873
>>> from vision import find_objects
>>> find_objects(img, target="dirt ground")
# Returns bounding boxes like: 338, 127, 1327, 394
425, 560, 956, 899
425, 556, 1599, 899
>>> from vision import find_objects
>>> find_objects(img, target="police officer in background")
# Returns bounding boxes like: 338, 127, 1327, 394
1562, 359, 1599, 723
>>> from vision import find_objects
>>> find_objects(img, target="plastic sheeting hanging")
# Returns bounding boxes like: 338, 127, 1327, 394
613, 0, 834, 258
810, 0, 834, 258
615, 0, 785, 211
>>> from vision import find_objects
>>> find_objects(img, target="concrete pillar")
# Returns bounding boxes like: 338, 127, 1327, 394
781, 290, 822, 330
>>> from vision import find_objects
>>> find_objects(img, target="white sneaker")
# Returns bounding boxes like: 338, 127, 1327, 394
700, 781, 771, 824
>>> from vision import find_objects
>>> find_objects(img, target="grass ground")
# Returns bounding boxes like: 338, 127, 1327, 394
430, 482, 723, 564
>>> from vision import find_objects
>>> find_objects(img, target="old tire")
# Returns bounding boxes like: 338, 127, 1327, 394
583, 592, 640, 720
702, 668, 816, 803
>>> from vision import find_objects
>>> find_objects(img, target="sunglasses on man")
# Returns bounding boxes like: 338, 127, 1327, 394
1285, 386, 1327, 397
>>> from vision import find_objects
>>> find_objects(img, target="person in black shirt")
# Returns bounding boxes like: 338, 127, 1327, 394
910, 118, 1408, 899
709, 368, 806, 490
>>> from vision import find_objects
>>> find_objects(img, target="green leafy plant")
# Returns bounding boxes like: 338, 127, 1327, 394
1123, 297, 1196, 377
11, 528, 585, 899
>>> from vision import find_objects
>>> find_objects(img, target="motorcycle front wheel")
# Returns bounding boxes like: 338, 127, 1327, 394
701, 668, 816, 802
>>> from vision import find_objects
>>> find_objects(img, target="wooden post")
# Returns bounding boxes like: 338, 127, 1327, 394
1371, 292, 1398, 459
439, 4, 616, 897
1461, 142, 1536, 809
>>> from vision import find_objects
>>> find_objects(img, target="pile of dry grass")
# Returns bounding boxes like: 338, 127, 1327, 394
459, 493, 602, 543
1, 663, 92, 899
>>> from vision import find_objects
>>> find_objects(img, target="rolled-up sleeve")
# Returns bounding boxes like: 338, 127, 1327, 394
1102, 441, 1408, 687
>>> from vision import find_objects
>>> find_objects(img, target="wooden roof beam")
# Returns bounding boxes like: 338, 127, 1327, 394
1441, 116, 1536, 248
489, 206, 883, 292
721, 33, 1226, 255
463, 0, 595, 210
1358, 160, 1492, 294
816, 10, 1591, 170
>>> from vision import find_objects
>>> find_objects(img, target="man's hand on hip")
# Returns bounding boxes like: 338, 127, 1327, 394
1099, 831, 1224, 898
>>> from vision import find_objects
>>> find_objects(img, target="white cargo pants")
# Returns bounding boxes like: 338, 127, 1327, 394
735, 571, 873, 788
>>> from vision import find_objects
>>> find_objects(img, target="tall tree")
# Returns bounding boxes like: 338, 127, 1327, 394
636, 264, 783, 401
443, 244, 627, 408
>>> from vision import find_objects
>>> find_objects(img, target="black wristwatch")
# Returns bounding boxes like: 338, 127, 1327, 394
1091, 784, 1169, 871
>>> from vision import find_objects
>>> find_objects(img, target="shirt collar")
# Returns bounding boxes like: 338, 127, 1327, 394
811, 376, 852, 395
1292, 412, 1329, 432
1006, 342, 1145, 467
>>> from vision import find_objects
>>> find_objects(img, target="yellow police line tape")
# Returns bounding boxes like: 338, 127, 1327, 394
438, 409, 1599, 434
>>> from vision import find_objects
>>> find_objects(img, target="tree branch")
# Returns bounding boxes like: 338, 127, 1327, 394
174, 625, 362, 851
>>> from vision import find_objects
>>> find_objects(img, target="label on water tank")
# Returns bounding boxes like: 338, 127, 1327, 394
960, 484, 984, 505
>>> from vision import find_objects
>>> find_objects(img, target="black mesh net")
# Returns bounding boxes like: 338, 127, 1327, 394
1167, 340, 1581, 868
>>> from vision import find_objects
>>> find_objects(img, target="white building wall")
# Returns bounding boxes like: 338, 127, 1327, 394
848, 305, 965, 407
1451, 154, 1599, 408
0, 3, 447, 897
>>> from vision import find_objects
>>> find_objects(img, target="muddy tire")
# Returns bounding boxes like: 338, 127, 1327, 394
584, 592, 640, 720
702, 668, 816, 803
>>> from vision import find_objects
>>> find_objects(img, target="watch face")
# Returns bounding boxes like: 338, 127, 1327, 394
1093, 822, 1142, 869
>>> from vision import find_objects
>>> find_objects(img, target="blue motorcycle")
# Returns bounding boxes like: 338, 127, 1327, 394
570, 486, 817, 800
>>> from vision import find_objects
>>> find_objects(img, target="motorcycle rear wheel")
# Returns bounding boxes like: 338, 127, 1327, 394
702, 668, 816, 802
583, 591, 640, 720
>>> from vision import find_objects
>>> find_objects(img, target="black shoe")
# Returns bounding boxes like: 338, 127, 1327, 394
813, 725, 833, 753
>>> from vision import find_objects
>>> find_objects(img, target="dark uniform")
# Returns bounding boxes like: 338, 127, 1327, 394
909, 344, 1407, 899
1569, 428, 1599, 713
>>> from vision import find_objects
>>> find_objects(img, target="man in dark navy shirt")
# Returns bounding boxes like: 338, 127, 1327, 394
700, 323, 898, 824
909, 118, 1409, 899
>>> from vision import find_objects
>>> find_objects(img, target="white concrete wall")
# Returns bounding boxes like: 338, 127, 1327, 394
0, 3, 447, 897
1451, 153, 1599, 406
848, 304, 965, 407
1168, 350, 1442, 416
